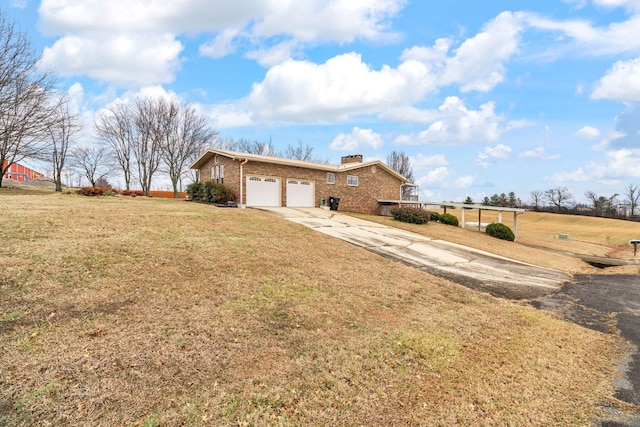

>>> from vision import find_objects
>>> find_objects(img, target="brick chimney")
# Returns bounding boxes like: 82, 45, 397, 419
341, 154, 363, 164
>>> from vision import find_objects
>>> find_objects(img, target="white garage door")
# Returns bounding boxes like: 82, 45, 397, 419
246, 176, 280, 207
286, 179, 314, 207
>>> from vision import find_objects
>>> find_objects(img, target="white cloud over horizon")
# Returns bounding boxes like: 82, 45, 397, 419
394, 97, 509, 145
330, 127, 384, 151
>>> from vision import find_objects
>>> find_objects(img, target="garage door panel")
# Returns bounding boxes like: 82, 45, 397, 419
286, 179, 314, 207
246, 176, 280, 207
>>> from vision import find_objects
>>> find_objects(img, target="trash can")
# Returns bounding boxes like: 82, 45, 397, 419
329, 196, 340, 211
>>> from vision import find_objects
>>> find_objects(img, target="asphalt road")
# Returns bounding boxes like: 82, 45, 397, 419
534, 275, 640, 427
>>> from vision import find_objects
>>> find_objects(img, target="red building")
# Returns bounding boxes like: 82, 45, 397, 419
2, 161, 44, 182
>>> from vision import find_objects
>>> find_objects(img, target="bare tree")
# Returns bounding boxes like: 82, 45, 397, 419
545, 186, 574, 211
70, 144, 112, 186
387, 150, 415, 197
46, 95, 80, 192
530, 190, 544, 210
132, 96, 164, 196
585, 191, 619, 217
0, 10, 58, 187
224, 137, 278, 156
585, 190, 600, 215
386, 150, 415, 182
94, 103, 134, 190
282, 140, 313, 161
159, 100, 217, 197
624, 184, 640, 217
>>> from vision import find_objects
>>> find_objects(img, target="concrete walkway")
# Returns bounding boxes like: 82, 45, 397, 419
258, 207, 570, 299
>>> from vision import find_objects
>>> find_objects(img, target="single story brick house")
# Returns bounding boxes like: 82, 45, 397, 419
190, 149, 414, 214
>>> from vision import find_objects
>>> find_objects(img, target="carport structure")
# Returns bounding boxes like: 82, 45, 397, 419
423, 202, 526, 241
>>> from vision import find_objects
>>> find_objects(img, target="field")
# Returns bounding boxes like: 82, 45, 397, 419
0, 187, 637, 425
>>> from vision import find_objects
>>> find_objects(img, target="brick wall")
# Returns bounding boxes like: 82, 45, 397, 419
197, 155, 403, 214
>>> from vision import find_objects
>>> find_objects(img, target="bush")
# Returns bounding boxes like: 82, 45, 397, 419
205, 182, 236, 204
76, 186, 109, 197
186, 182, 206, 201
390, 207, 430, 224
486, 223, 515, 241
429, 211, 440, 222
186, 181, 236, 204
120, 190, 145, 197
439, 213, 459, 226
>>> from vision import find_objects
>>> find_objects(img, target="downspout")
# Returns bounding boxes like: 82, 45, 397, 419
239, 158, 248, 208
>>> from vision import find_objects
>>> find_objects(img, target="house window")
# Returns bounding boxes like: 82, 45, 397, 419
327, 173, 335, 184
211, 165, 225, 184
347, 175, 359, 186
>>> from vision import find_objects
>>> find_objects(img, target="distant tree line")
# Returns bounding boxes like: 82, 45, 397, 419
460, 185, 640, 219
527, 185, 640, 219
461, 192, 523, 208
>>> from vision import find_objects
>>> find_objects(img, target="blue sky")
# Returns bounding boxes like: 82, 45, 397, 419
6, 0, 640, 204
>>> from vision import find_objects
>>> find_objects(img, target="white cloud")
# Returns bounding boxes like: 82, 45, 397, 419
592, 58, 640, 101
11, 0, 27, 8
199, 28, 241, 58
576, 126, 601, 139
416, 167, 450, 187
246, 53, 437, 122
245, 41, 299, 67
592, 0, 640, 12
41, 34, 183, 85
399, 13, 522, 94
439, 12, 523, 92
251, 0, 406, 43
330, 127, 384, 151
454, 175, 476, 188
519, 146, 561, 160
549, 148, 640, 183
475, 144, 512, 167
38, 0, 406, 86
381, 106, 439, 123
412, 153, 448, 170
523, 12, 640, 56
601, 149, 640, 177
401, 38, 452, 67
393, 97, 509, 145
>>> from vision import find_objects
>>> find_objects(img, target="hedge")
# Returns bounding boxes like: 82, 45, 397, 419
390, 207, 430, 224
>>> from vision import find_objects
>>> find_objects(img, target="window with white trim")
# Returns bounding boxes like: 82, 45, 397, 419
347, 175, 359, 186
327, 173, 335, 184
211, 164, 225, 184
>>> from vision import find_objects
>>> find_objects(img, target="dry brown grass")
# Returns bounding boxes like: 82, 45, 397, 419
0, 188, 635, 426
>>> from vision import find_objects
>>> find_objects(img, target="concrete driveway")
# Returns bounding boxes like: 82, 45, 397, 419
258, 207, 570, 300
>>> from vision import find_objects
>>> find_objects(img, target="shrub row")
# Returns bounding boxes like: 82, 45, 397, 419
486, 223, 515, 241
186, 181, 236, 204
390, 207, 430, 224
76, 187, 145, 197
